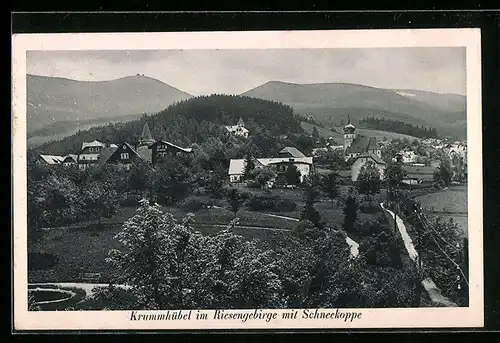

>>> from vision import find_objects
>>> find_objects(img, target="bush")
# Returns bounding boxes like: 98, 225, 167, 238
119, 194, 143, 207
247, 180, 262, 189
359, 201, 381, 214
178, 196, 210, 212
28, 252, 59, 271
274, 198, 297, 212
246, 193, 297, 212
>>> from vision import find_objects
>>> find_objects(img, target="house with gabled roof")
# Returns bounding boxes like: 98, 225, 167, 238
149, 139, 193, 166
102, 142, 145, 169
228, 147, 313, 184
37, 154, 78, 167
278, 146, 306, 158
78, 140, 106, 170
225, 117, 249, 138
38, 154, 65, 166
62, 154, 78, 166
351, 152, 386, 182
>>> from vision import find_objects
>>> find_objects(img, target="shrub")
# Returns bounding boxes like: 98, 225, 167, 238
119, 194, 143, 207
359, 201, 381, 214
246, 193, 297, 212
178, 196, 210, 212
274, 198, 297, 212
247, 180, 262, 189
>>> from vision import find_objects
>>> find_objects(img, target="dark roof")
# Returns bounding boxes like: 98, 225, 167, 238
354, 152, 386, 165
279, 147, 306, 158
152, 140, 193, 153
98, 147, 118, 166
346, 136, 378, 154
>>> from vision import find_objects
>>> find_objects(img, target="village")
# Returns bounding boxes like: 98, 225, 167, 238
36, 116, 467, 190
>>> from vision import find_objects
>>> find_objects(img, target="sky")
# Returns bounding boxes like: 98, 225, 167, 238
26, 48, 466, 96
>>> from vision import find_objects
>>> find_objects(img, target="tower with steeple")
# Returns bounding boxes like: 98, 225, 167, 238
237, 117, 245, 128
137, 122, 155, 148
343, 114, 356, 150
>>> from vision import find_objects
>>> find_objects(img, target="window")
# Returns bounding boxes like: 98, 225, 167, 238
121, 153, 129, 160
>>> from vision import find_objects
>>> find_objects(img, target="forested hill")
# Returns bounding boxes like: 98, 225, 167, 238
358, 116, 439, 139
31, 94, 304, 156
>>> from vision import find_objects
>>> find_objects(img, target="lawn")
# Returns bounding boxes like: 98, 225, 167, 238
415, 185, 468, 237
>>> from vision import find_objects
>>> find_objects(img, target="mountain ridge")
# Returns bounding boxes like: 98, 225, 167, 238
241, 80, 466, 138
26, 74, 193, 133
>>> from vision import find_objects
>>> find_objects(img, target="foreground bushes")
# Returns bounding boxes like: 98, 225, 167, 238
359, 201, 382, 214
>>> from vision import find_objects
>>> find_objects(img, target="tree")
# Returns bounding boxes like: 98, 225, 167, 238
300, 201, 324, 229
357, 161, 382, 200
384, 161, 407, 206
434, 157, 453, 186
300, 177, 324, 229
243, 154, 256, 180
82, 181, 119, 225
152, 157, 193, 205
343, 188, 359, 234
127, 161, 152, 196
226, 188, 244, 216
34, 174, 84, 227
107, 200, 176, 309
320, 172, 340, 207
285, 165, 301, 186
312, 126, 320, 143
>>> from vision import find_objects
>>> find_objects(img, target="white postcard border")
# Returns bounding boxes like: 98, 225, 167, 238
12, 28, 483, 330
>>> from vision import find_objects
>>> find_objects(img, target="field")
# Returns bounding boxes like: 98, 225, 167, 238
415, 185, 468, 237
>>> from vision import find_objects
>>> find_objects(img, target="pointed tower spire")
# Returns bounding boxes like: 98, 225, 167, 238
347, 114, 351, 124
138, 122, 155, 147
237, 117, 245, 127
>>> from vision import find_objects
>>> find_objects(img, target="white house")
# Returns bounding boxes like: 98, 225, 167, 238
394, 148, 418, 164
225, 117, 249, 138
78, 140, 106, 170
228, 156, 314, 183
351, 153, 386, 182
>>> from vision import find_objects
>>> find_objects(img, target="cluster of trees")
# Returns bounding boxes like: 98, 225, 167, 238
100, 198, 418, 310
27, 162, 122, 242
359, 116, 438, 139
380, 138, 431, 164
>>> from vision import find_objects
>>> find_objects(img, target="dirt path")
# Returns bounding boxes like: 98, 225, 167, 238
380, 203, 457, 307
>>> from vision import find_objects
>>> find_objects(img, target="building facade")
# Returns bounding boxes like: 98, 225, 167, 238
342, 116, 381, 162
150, 140, 193, 165
351, 153, 386, 182
225, 117, 249, 138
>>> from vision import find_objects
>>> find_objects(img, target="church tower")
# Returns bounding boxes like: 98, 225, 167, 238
343, 114, 356, 150
237, 117, 245, 127
137, 122, 155, 148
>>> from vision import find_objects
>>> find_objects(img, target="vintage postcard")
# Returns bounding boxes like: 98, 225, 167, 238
12, 28, 483, 331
